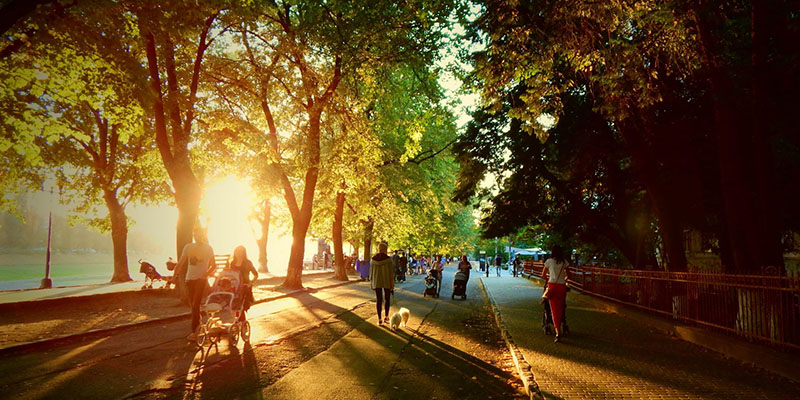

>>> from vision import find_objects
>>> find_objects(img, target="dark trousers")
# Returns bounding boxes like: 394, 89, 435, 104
375, 288, 391, 318
186, 279, 207, 331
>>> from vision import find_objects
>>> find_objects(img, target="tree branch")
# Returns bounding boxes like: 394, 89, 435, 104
184, 12, 218, 136
381, 138, 456, 167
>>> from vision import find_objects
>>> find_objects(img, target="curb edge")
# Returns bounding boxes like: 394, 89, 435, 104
0, 278, 359, 356
478, 277, 542, 400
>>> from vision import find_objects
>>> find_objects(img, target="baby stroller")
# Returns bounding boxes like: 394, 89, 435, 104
423, 271, 438, 298
195, 269, 251, 348
452, 271, 468, 300
138, 259, 172, 289
542, 300, 570, 336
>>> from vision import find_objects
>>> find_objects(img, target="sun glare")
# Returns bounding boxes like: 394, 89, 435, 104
203, 176, 258, 260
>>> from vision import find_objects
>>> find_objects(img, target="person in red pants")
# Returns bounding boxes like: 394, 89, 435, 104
542, 245, 569, 342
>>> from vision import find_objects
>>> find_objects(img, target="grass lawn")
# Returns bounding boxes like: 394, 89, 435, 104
0, 252, 170, 288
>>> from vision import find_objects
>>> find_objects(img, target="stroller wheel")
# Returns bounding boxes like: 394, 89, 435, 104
241, 321, 251, 342
195, 325, 207, 347
230, 324, 240, 347
206, 321, 219, 345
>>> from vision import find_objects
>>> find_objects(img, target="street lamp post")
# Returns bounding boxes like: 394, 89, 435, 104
39, 184, 56, 289
40, 211, 53, 289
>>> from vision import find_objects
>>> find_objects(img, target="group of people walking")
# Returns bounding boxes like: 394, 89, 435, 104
175, 230, 259, 341
368, 243, 570, 344
173, 231, 570, 345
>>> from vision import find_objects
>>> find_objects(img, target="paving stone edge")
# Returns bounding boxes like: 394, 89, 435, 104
477, 277, 541, 400
0, 278, 357, 356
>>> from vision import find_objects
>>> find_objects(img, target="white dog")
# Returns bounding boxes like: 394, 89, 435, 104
390, 307, 411, 331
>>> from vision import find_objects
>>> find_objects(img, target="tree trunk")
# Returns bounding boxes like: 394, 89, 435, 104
172, 175, 201, 302
616, 116, 687, 271
104, 190, 131, 283
257, 199, 271, 273
282, 107, 324, 289
692, 8, 768, 274
749, 0, 785, 274
363, 217, 374, 261
333, 191, 348, 281
284, 213, 311, 289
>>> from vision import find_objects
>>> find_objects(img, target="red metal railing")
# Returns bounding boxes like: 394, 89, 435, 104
522, 260, 800, 348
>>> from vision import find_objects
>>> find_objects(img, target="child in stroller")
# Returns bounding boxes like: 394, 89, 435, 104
452, 271, 468, 300
195, 270, 251, 347
423, 271, 438, 298
138, 259, 173, 289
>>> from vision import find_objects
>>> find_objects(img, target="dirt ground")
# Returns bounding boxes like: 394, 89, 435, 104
0, 289, 187, 349
0, 273, 344, 351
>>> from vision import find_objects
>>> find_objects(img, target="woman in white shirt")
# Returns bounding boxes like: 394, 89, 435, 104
541, 245, 568, 342
176, 231, 216, 341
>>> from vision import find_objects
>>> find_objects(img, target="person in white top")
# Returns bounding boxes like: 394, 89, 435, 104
176, 229, 216, 341
541, 245, 569, 342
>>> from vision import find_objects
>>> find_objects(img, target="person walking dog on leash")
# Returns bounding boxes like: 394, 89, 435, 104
369, 242, 395, 325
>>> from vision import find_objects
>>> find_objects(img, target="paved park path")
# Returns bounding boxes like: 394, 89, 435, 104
480, 274, 800, 400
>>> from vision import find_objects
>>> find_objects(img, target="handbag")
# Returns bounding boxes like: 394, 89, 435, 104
541, 262, 566, 300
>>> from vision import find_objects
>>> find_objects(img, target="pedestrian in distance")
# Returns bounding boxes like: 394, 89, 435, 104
513, 254, 522, 277
369, 242, 395, 325
541, 245, 569, 343
494, 254, 503, 277
176, 228, 216, 342
458, 255, 471, 282
399, 252, 408, 281
432, 255, 444, 296
392, 250, 401, 282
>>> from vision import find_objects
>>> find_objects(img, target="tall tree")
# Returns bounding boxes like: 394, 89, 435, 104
135, 3, 223, 261
211, 0, 458, 288
0, 30, 166, 282
463, 0, 800, 273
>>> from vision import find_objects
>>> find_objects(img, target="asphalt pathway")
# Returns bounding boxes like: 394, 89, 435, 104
258, 266, 525, 400
1, 267, 526, 400
480, 274, 800, 400
0, 283, 372, 399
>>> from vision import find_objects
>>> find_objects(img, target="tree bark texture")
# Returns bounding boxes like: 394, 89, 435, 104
692, 4, 784, 273
616, 116, 687, 271
282, 107, 324, 289
333, 191, 348, 281
363, 218, 374, 261
257, 199, 271, 273
104, 190, 132, 283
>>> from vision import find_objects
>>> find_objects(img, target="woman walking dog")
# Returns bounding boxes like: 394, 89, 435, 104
369, 242, 395, 325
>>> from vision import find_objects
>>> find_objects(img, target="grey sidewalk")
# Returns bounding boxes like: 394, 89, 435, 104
479, 274, 800, 400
